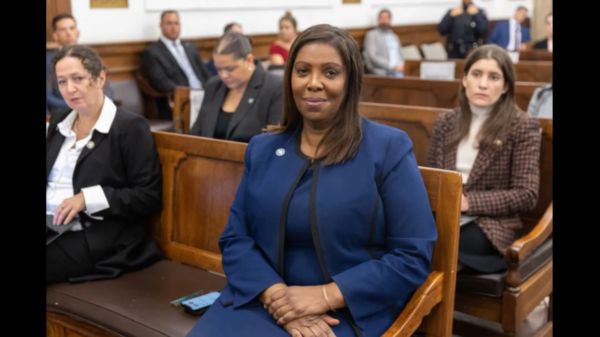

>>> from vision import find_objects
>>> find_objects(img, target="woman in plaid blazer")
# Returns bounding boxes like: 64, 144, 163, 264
427, 45, 541, 273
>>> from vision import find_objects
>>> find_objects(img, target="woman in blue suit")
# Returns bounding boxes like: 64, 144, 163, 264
187, 24, 437, 337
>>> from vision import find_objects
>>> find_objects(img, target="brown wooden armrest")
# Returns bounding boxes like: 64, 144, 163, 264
506, 202, 553, 265
381, 271, 444, 337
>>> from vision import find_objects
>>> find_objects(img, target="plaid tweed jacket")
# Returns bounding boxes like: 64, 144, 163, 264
427, 108, 541, 254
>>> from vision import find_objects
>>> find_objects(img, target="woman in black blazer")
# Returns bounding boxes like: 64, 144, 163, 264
190, 32, 283, 143
46, 45, 163, 285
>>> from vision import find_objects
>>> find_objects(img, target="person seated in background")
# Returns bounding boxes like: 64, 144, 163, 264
206, 23, 244, 77
142, 10, 210, 120
269, 11, 298, 66
186, 24, 437, 337
533, 13, 552, 52
427, 45, 540, 274
363, 9, 405, 77
47, 45, 163, 285
47, 14, 114, 116
488, 6, 531, 51
438, 0, 488, 59
527, 83, 552, 119
190, 32, 283, 143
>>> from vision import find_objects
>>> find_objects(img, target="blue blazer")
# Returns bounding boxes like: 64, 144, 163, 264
488, 21, 531, 50
217, 118, 437, 336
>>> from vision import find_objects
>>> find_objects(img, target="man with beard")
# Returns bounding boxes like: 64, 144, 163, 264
362, 9, 405, 77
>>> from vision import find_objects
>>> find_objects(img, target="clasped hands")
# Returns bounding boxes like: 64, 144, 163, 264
263, 284, 342, 337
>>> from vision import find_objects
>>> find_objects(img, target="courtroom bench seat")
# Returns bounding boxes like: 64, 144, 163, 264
456, 239, 552, 298
46, 260, 227, 337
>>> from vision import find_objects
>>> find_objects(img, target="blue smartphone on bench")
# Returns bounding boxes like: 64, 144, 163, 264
181, 291, 220, 316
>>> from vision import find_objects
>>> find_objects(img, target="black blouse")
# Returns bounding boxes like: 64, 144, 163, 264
214, 109, 234, 140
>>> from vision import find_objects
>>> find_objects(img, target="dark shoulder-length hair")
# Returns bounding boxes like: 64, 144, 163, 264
266, 24, 364, 165
447, 44, 522, 151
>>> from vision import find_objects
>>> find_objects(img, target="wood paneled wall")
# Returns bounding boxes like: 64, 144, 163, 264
47, 20, 507, 82
533, 0, 552, 41
46, 0, 72, 42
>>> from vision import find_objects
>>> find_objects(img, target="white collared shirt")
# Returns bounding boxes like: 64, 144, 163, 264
46, 96, 115, 231
507, 19, 522, 51
159, 35, 202, 89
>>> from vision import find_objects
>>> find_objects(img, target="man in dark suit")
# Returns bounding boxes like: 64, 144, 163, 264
141, 10, 210, 120
488, 6, 531, 51
47, 14, 80, 115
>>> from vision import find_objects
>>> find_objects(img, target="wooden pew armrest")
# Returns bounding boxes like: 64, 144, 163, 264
506, 202, 553, 266
381, 271, 444, 337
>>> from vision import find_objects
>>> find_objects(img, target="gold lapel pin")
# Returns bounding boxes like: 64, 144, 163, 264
494, 139, 502, 146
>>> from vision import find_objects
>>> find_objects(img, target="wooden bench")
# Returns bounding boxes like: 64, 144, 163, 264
47, 132, 464, 337
361, 76, 545, 111
359, 102, 553, 336
518, 50, 553, 62
172, 86, 201, 134
403, 60, 553, 83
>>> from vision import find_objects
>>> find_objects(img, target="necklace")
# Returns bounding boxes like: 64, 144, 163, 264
74, 117, 90, 136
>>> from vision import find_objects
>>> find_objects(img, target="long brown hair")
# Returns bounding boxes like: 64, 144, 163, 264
446, 45, 521, 151
266, 24, 364, 165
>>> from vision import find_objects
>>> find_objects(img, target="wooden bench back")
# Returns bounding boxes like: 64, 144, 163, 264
518, 50, 553, 62
151, 131, 462, 335
172, 86, 201, 134
359, 102, 553, 233
361, 76, 544, 111
403, 60, 553, 83
417, 167, 462, 336
152, 133, 246, 274
359, 103, 451, 166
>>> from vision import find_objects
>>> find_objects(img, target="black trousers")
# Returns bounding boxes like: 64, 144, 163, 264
46, 231, 94, 285
457, 222, 507, 274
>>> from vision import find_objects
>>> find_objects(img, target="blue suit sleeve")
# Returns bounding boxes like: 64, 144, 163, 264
206, 58, 218, 77
488, 23, 501, 45
523, 27, 531, 43
218, 139, 285, 308
47, 89, 68, 109
46, 53, 68, 109
331, 131, 437, 322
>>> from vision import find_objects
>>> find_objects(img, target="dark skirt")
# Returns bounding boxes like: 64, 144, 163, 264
458, 222, 507, 274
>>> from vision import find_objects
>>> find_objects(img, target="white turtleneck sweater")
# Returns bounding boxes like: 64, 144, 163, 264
456, 104, 492, 184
